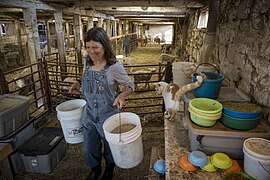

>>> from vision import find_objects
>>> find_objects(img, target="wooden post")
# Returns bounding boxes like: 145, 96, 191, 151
45, 20, 51, 53
164, 62, 173, 83
23, 7, 44, 108
74, 14, 82, 67
14, 19, 25, 65
98, 18, 103, 28
65, 22, 70, 50
54, 12, 67, 80
118, 20, 122, 36
0, 69, 9, 94
87, 16, 94, 30
0, 143, 13, 180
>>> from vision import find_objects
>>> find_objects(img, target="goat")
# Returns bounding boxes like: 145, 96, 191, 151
134, 68, 156, 90
159, 53, 176, 63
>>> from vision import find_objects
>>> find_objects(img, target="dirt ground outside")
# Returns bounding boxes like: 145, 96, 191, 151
14, 46, 166, 180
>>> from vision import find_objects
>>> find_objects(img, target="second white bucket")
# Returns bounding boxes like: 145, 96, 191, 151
103, 112, 143, 169
243, 137, 270, 180
56, 99, 86, 144
172, 62, 194, 86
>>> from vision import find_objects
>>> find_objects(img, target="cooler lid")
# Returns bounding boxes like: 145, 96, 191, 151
19, 127, 64, 156
0, 94, 30, 113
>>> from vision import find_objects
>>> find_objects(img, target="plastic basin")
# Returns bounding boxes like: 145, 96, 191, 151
221, 113, 260, 130
223, 159, 241, 173
153, 159, 166, 175
178, 154, 198, 171
188, 107, 222, 120
188, 108, 219, 127
223, 107, 261, 119
222, 102, 261, 119
188, 151, 208, 167
189, 98, 223, 114
211, 153, 232, 169
192, 72, 224, 99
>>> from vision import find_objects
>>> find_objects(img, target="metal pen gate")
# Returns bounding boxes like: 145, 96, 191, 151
43, 54, 168, 122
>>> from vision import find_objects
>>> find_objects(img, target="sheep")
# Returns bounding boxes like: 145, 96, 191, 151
116, 55, 133, 72
133, 68, 156, 90
161, 44, 172, 54
62, 77, 78, 91
154, 36, 161, 44
12, 68, 34, 95
159, 53, 176, 63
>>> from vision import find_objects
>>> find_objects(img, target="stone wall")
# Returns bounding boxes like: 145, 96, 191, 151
215, 0, 270, 116
182, 0, 270, 119
185, 10, 206, 62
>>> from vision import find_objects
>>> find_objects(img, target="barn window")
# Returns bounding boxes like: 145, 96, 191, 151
1, 23, 6, 36
197, 10, 208, 29
38, 23, 46, 42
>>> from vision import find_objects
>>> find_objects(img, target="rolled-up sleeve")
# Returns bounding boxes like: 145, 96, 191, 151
112, 62, 135, 91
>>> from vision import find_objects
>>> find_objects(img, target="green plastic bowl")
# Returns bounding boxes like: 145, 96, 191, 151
189, 108, 219, 127
189, 98, 223, 114
221, 113, 261, 130
188, 107, 222, 120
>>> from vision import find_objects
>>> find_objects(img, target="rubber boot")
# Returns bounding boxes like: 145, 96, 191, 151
87, 165, 102, 180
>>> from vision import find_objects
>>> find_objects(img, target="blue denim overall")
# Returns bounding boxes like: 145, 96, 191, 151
81, 62, 118, 168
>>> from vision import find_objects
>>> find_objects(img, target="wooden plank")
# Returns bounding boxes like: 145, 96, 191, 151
0, 143, 12, 161
148, 146, 165, 180
0, 143, 13, 180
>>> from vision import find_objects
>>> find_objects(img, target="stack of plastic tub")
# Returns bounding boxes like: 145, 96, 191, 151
188, 98, 223, 127
182, 116, 270, 159
0, 94, 35, 173
182, 87, 251, 117
0, 94, 31, 137
19, 127, 67, 174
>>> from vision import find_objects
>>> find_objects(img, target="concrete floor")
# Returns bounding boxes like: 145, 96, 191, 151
14, 112, 165, 180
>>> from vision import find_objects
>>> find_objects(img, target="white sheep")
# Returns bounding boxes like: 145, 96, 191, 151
134, 68, 156, 90
63, 77, 78, 91
159, 53, 176, 63
12, 68, 34, 95
116, 55, 133, 72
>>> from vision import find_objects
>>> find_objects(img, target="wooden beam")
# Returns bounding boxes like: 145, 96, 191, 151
0, 0, 58, 11
54, 11, 67, 78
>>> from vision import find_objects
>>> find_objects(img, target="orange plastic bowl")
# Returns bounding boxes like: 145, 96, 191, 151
178, 153, 198, 171
224, 159, 241, 173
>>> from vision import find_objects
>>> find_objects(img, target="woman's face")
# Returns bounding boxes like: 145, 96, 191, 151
85, 40, 105, 62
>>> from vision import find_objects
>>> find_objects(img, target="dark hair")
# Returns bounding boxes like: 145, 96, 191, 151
84, 27, 117, 66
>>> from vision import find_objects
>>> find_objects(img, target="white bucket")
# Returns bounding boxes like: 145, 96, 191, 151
195, 64, 217, 73
172, 62, 195, 86
243, 138, 270, 180
56, 99, 86, 144
103, 112, 144, 169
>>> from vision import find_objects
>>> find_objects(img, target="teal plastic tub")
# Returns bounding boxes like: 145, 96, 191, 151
192, 72, 224, 99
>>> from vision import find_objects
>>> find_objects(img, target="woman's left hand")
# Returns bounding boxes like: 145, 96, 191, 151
113, 95, 126, 109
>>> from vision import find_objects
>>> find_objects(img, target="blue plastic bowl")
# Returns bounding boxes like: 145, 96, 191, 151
154, 159, 166, 175
188, 151, 208, 167
223, 107, 261, 119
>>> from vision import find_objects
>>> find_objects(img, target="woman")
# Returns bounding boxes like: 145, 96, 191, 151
69, 27, 135, 180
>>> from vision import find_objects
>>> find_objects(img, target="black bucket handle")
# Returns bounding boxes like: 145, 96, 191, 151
195, 63, 220, 74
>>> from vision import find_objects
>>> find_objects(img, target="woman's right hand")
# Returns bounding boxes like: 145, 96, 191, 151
69, 81, 81, 94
